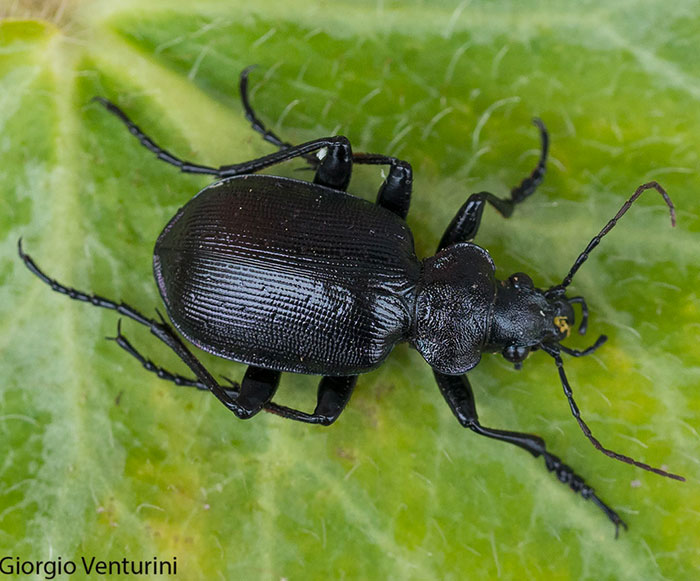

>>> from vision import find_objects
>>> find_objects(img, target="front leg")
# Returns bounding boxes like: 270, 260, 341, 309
438, 119, 548, 250
433, 371, 627, 536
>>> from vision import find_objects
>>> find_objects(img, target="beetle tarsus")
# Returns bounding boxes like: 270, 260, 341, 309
437, 119, 549, 249
544, 454, 628, 537
111, 325, 357, 426
238, 65, 318, 169
92, 96, 221, 177
509, 117, 549, 203
18, 242, 263, 420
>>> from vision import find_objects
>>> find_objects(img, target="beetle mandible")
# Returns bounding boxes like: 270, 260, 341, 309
19, 66, 683, 536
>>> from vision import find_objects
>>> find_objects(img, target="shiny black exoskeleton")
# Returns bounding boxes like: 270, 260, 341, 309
19, 67, 682, 537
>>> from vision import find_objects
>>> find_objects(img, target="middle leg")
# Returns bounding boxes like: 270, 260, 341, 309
240, 68, 413, 218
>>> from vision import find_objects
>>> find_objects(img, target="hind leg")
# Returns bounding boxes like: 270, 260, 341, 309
19, 242, 280, 420
241, 67, 414, 219
111, 326, 356, 426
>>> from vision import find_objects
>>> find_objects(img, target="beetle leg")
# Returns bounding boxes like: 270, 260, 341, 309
264, 376, 358, 426
238, 66, 319, 169
433, 370, 628, 537
313, 375, 358, 425
438, 119, 548, 250
313, 136, 353, 191
110, 324, 356, 424
375, 159, 413, 219
438, 191, 514, 249
92, 97, 222, 177
235, 366, 282, 418
351, 153, 414, 219
244, 70, 395, 194
239, 66, 414, 210
239, 65, 294, 152
509, 118, 549, 204
108, 322, 240, 399
94, 96, 355, 181
216, 136, 354, 179
18, 240, 276, 420
111, 326, 357, 424
242, 65, 414, 213
314, 376, 357, 424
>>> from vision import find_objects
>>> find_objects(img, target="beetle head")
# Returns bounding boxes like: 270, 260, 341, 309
488, 272, 595, 368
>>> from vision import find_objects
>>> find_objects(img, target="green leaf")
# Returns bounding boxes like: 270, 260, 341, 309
3, 1, 699, 579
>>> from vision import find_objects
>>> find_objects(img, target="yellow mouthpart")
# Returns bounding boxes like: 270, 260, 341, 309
554, 316, 570, 337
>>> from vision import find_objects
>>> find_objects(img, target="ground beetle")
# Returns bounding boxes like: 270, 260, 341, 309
19, 67, 683, 536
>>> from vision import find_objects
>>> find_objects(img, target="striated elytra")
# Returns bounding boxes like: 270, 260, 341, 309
154, 174, 420, 376
19, 66, 683, 537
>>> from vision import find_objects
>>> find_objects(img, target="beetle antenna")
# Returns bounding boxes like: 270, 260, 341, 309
540, 343, 685, 481
550, 181, 675, 293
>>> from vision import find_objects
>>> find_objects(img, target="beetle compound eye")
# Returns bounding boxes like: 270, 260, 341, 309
503, 344, 529, 363
509, 272, 534, 289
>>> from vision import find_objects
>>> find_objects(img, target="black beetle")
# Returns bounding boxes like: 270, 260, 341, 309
19, 67, 682, 536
